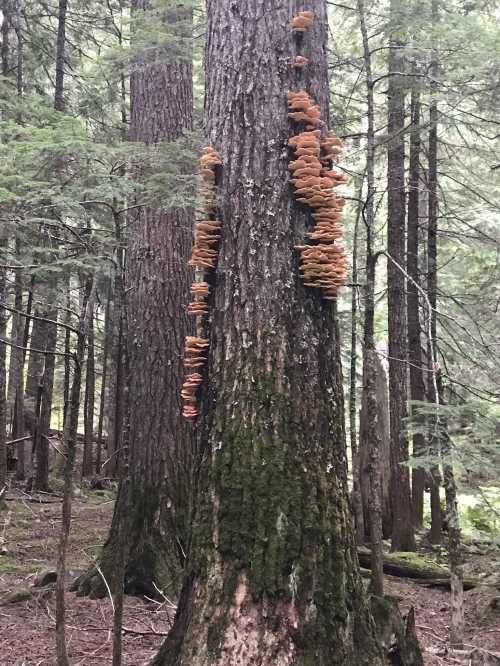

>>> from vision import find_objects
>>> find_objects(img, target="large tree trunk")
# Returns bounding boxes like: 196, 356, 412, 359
151, 3, 383, 664
386, 0, 415, 552
74, 0, 194, 599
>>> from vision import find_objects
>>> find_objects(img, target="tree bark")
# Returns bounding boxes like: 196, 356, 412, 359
349, 182, 364, 545
359, 353, 392, 541
74, 0, 194, 599
82, 298, 95, 477
34, 302, 58, 492
55, 280, 94, 666
0, 240, 7, 490
54, 0, 68, 113
151, 2, 384, 664
96, 282, 112, 474
406, 81, 426, 528
357, 0, 385, 595
386, 0, 415, 552
427, 0, 443, 546
9, 240, 26, 479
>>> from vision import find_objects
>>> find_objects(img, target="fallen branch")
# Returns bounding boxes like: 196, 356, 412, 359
357, 547, 479, 590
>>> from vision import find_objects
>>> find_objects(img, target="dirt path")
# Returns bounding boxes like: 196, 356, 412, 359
1, 492, 499, 665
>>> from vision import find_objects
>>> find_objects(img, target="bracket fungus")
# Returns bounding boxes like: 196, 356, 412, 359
291, 10, 314, 32
287, 90, 348, 299
181, 147, 222, 419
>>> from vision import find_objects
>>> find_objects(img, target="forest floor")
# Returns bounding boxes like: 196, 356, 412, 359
0, 488, 499, 666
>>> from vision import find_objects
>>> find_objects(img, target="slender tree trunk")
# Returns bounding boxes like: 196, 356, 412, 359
34, 303, 58, 491
152, 3, 384, 664
10, 241, 26, 479
82, 300, 95, 477
25, 312, 46, 410
96, 283, 112, 474
357, 0, 385, 594
407, 82, 426, 528
74, 0, 194, 599
427, 0, 443, 546
62, 277, 72, 431
359, 354, 392, 541
103, 268, 123, 478
54, 0, 67, 113
55, 280, 94, 666
0, 241, 7, 490
349, 183, 364, 545
0, 3, 10, 487
386, 0, 415, 552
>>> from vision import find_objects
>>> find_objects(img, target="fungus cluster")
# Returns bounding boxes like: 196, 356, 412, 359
287, 91, 349, 299
181, 146, 222, 419
291, 10, 314, 32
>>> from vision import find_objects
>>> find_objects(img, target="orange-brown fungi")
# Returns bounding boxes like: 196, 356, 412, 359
288, 91, 348, 299
182, 147, 222, 419
291, 10, 314, 32
294, 56, 309, 68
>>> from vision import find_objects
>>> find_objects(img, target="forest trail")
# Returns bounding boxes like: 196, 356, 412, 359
0, 492, 498, 665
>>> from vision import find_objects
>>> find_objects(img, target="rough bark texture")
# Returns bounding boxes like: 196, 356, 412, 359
359, 353, 392, 541
152, 3, 383, 665
386, 0, 415, 552
74, 0, 194, 598
407, 84, 426, 528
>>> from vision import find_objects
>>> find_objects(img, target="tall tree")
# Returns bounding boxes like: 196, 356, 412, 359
406, 80, 426, 527
357, 0, 385, 595
426, 0, 443, 545
74, 0, 194, 598
386, 0, 415, 552
151, 2, 383, 663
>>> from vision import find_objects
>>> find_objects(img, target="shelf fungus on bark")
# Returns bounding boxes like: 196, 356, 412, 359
291, 10, 314, 32
288, 91, 348, 299
293, 55, 309, 68
182, 147, 222, 419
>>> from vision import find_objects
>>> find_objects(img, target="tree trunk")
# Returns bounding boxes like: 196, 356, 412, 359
34, 304, 58, 491
427, 0, 443, 547
9, 241, 26, 479
54, 0, 67, 113
349, 183, 364, 545
151, 3, 384, 664
0, 240, 7, 490
25, 313, 46, 405
103, 268, 123, 478
386, 0, 415, 552
357, 0, 385, 596
55, 280, 94, 666
82, 298, 95, 477
406, 82, 426, 528
359, 353, 392, 541
74, 0, 194, 599
96, 282, 112, 474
